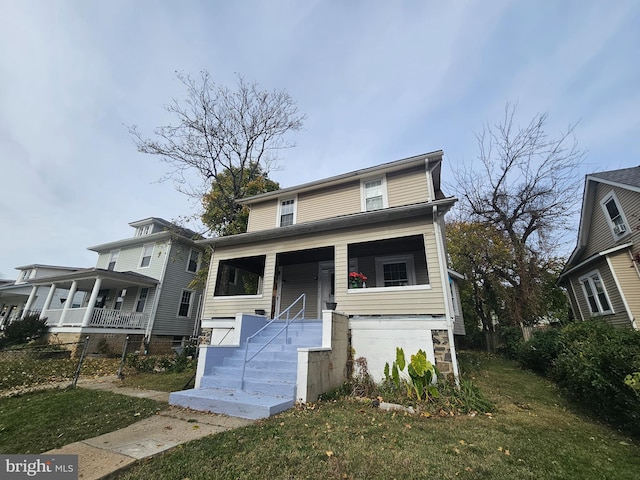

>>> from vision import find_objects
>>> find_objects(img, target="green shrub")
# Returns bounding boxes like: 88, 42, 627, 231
126, 348, 196, 374
518, 327, 563, 375
551, 321, 640, 436
0, 315, 49, 348
496, 325, 524, 359
384, 347, 439, 401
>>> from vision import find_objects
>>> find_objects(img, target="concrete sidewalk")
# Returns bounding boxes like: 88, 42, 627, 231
45, 377, 254, 480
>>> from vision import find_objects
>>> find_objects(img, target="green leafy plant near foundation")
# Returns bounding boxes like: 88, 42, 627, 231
384, 347, 439, 401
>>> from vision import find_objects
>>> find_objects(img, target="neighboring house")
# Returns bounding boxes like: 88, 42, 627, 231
559, 166, 640, 330
0, 265, 86, 329
171, 151, 464, 418
11, 218, 206, 352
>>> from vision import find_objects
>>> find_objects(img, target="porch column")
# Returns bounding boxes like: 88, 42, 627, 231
82, 278, 102, 327
41, 283, 57, 318
59, 281, 78, 326
20, 286, 38, 319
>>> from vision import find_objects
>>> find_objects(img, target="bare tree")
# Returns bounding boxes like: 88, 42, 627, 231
452, 103, 585, 328
129, 71, 305, 227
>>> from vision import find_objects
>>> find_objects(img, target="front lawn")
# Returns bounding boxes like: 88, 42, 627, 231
0, 388, 164, 454
115, 352, 640, 479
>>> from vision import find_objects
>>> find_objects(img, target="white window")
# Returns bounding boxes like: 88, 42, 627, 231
108, 250, 120, 271
600, 192, 629, 238
186, 249, 200, 273
19, 269, 34, 283
375, 255, 416, 287
139, 243, 154, 268
113, 289, 125, 310
177, 290, 193, 317
278, 198, 296, 227
135, 287, 149, 313
135, 225, 152, 237
361, 177, 388, 212
579, 270, 613, 315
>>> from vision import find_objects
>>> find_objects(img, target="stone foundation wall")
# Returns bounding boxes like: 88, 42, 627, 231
199, 327, 213, 346
431, 329, 453, 377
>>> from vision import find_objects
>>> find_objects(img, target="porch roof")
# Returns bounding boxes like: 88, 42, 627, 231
25, 268, 159, 291
199, 197, 456, 248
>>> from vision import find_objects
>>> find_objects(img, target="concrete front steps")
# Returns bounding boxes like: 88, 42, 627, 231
169, 320, 322, 419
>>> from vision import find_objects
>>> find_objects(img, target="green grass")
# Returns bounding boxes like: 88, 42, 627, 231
119, 370, 196, 392
0, 388, 164, 454
116, 352, 640, 480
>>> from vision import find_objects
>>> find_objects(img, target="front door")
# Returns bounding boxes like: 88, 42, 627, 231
318, 261, 335, 317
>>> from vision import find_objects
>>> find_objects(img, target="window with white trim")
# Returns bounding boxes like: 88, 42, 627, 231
186, 249, 200, 273
177, 290, 193, 317
600, 192, 629, 238
278, 198, 296, 227
375, 255, 417, 287
135, 225, 152, 237
139, 243, 154, 268
108, 250, 119, 271
579, 270, 613, 315
135, 287, 149, 313
361, 177, 388, 212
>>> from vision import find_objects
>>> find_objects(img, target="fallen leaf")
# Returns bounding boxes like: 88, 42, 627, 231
504, 450, 510, 456
459, 440, 466, 445
326, 451, 333, 457
192, 425, 200, 430
405, 424, 412, 429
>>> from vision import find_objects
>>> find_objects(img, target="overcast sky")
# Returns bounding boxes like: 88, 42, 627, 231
1, 1, 639, 279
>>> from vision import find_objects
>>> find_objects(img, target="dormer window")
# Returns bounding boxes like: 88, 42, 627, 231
600, 191, 629, 239
278, 198, 296, 227
361, 177, 388, 212
19, 269, 34, 283
135, 225, 152, 237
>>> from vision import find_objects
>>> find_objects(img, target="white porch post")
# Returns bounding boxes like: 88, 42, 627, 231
21, 286, 38, 319
59, 281, 78, 326
41, 283, 57, 318
82, 278, 102, 327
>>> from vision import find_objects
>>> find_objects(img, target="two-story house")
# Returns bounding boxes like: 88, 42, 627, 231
170, 151, 463, 419
559, 166, 640, 329
15, 218, 206, 352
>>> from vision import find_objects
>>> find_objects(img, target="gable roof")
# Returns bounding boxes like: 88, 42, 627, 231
238, 150, 444, 205
566, 166, 640, 267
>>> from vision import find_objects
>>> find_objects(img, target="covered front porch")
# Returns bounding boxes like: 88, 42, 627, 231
25, 268, 159, 333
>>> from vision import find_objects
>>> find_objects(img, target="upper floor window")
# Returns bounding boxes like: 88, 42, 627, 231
186, 249, 200, 273
579, 270, 613, 315
177, 290, 194, 317
135, 225, 152, 237
600, 192, 629, 238
139, 243, 154, 268
108, 250, 120, 271
278, 198, 296, 227
361, 177, 388, 212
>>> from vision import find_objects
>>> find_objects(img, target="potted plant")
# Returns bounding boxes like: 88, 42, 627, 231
349, 271, 368, 288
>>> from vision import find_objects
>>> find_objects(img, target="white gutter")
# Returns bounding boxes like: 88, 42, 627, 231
559, 242, 633, 281
433, 204, 460, 385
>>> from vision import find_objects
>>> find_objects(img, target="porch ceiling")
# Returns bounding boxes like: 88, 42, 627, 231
277, 246, 334, 265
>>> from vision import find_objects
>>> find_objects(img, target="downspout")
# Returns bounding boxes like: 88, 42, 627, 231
145, 240, 171, 342
433, 204, 460, 385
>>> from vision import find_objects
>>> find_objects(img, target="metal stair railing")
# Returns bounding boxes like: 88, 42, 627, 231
240, 293, 306, 390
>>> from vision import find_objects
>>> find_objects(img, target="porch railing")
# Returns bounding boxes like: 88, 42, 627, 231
42, 308, 149, 330
240, 293, 306, 390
